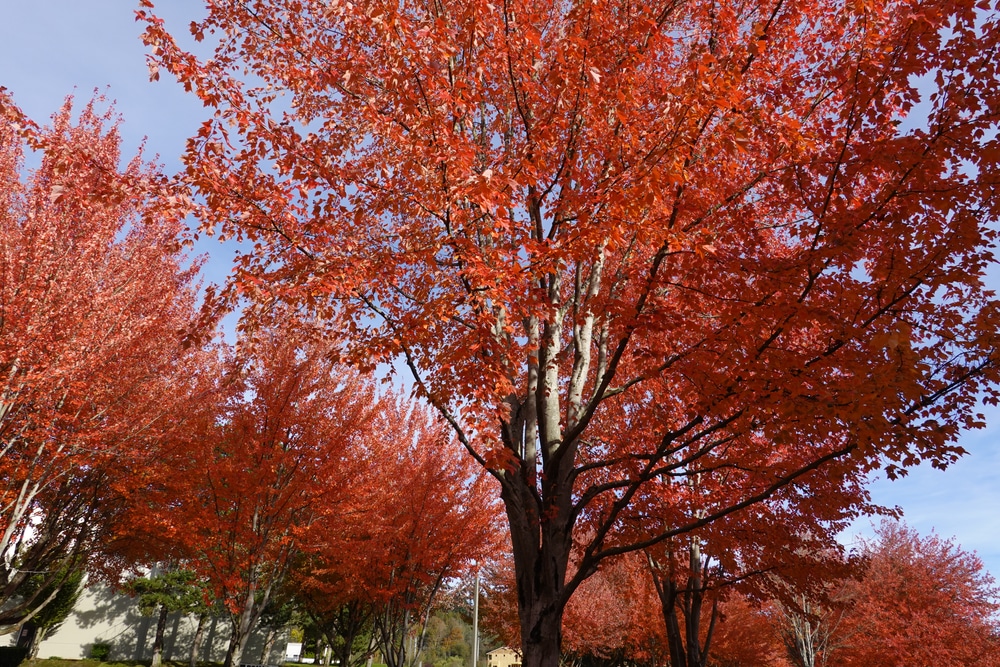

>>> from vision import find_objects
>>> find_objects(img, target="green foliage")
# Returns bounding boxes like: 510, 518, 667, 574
18, 569, 84, 635
422, 612, 471, 667
88, 645, 111, 662
258, 596, 297, 631
125, 569, 208, 617
420, 610, 499, 667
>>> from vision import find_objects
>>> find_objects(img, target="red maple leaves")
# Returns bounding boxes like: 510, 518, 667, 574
0, 92, 204, 623
137, 0, 1000, 664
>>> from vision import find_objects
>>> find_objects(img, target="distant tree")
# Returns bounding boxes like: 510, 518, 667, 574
295, 599, 375, 667
562, 551, 665, 667
138, 320, 391, 667
421, 611, 473, 667
778, 592, 849, 667
126, 567, 209, 667
706, 595, 788, 667
833, 521, 1000, 667
293, 400, 500, 667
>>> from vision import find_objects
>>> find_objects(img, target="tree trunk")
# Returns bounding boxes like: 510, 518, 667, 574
330, 601, 372, 667
225, 575, 276, 667
503, 471, 573, 667
650, 543, 718, 667
783, 597, 820, 667
190, 612, 209, 667
224, 599, 255, 667
225, 629, 247, 667
151, 604, 169, 667
260, 625, 279, 665
28, 628, 43, 659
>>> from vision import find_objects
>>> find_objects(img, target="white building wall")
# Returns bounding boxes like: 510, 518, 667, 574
15, 582, 286, 665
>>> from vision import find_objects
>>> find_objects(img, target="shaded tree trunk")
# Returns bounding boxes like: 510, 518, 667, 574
190, 612, 209, 667
503, 468, 573, 667
328, 601, 373, 667
28, 628, 43, 660
649, 542, 719, 667
224, 594, 256, 667
224, 576, 276, 667
260, 625, 279, 665
151, 604, 169, 667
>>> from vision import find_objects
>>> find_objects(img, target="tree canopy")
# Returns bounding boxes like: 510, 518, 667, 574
138, 0, 1000, 663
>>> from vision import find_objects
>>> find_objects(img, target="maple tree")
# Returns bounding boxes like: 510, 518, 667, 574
705, 595, 789, 667
0, 91, 204, 628
778, 589, 851, 667
830, 521, 1000, 667
561, 551, 665, 667
119, 321, 380, 667
293, 400, 499, 667
640, 484, 857, 667
140, 0, 1000, 664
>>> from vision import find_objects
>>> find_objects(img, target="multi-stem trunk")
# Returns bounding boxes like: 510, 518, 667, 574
224, 578, 271, 667
329, 601, 372, 667
496, 254, 603, 667
224, 620, 249, 667
650, 542, 719, 667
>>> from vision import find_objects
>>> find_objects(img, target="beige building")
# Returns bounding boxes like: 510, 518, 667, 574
486, 647, 522, 667
5, 580, 283, 664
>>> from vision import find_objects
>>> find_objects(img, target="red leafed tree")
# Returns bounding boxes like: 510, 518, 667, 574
293, 401, 500, 667
831, 521, 1000, 667
0, 92, 203, 626
638, 481, 858, 667
561, 551, 666, 667
132, 321, 381, 667
708, 595, 790, 667
141, 0, 1000, 664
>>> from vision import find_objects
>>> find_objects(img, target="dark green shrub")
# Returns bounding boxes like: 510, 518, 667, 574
89, 643, 112, 661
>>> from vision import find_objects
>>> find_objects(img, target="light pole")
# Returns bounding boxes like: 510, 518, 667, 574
472, 567, 480, 667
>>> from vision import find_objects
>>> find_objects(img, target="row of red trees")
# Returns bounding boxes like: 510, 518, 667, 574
0, 92, 500, 666
482, 521, 999, 667
0, 92, 205, 628
1, 84, 998, 667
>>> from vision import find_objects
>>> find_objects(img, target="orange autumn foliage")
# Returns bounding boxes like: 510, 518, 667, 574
833, 522, 1000, 667
140, 1, 1000, 664
0, 92, 204, 624
107, 321, 381, 667
293, 401, 501, 667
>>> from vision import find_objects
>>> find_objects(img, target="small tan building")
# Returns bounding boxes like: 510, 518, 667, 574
486, 647, 522, 667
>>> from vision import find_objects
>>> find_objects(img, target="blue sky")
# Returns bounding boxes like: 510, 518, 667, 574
2, 1, 998, 577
